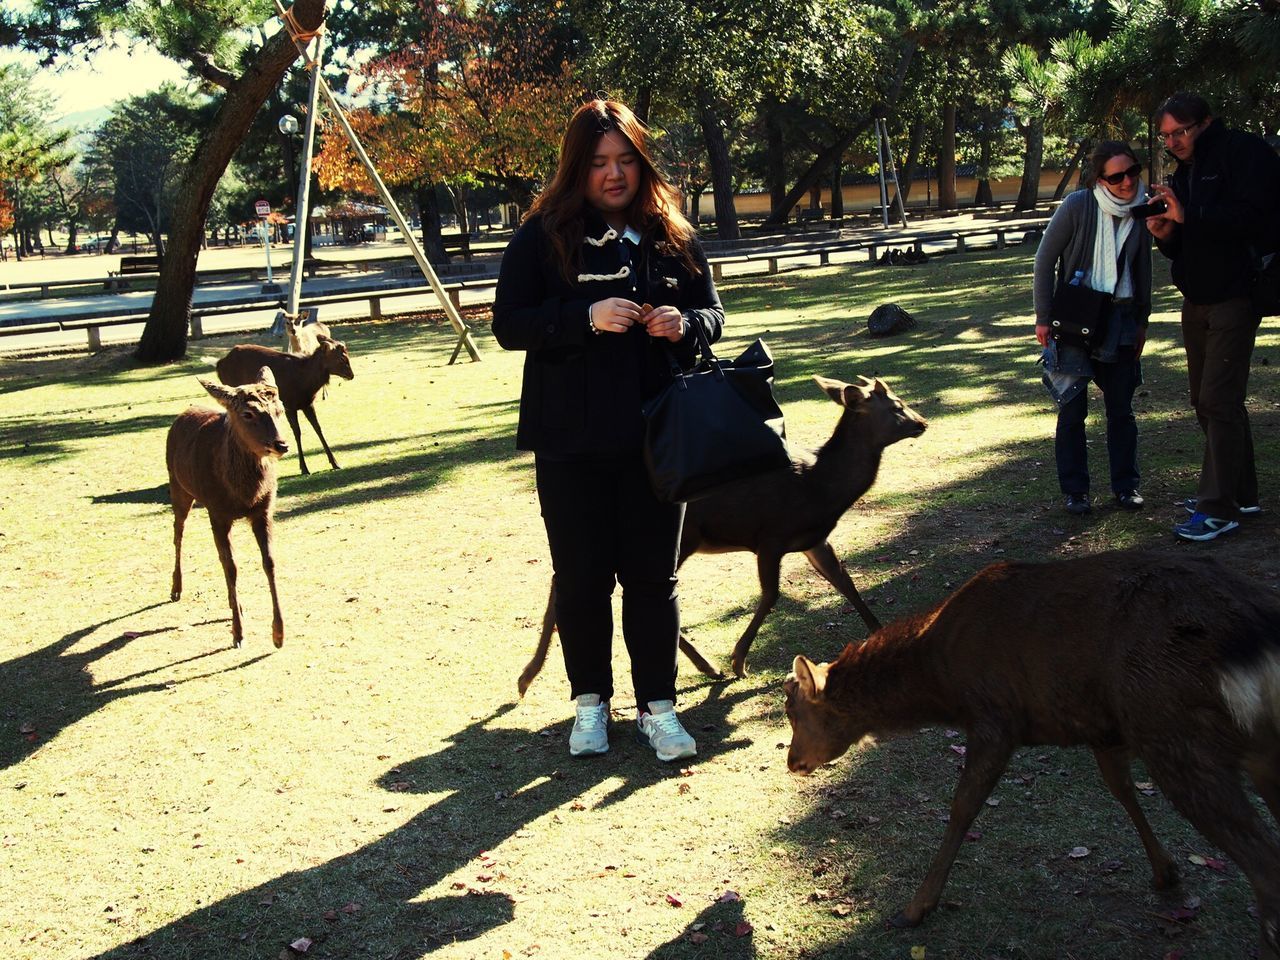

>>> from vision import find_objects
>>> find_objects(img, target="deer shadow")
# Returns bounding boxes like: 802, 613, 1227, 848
1, 605, 269, 771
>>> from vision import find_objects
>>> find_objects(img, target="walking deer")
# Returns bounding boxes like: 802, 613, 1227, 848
785, 549, 1280, 959
518, 375, 927, 693
167, 368, 289, 649
216, 337, 354, 475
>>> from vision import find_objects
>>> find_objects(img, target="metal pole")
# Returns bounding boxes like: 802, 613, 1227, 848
881, 119, 909, 227
875, 120, 890, 228
271, 0, 480, 362
285, 32, 325, 322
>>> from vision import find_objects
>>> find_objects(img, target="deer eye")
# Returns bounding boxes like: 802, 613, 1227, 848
241, 410, 255, 420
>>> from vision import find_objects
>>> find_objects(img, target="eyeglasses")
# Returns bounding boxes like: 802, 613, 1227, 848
1099, 163, 1141, 185
1159, 122, 1201, 143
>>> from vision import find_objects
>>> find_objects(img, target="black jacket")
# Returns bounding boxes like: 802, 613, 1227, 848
492, 212, 725, 457
1155, 119, 1280, 305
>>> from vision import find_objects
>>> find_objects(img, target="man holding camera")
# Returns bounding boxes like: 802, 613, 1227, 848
1147, 92, 1280, 542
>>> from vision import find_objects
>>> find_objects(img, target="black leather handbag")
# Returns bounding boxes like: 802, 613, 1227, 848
1049, 280, 1112, 351
642, 325, 791, 503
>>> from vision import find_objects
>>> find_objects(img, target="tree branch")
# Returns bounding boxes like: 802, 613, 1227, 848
189, 51, 237, 90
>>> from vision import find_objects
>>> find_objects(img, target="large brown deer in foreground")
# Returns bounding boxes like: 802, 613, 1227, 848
216, 337, 354, 475
785, 549, 1280, 959
519, 375, 927, 693
167, 368, 289, 649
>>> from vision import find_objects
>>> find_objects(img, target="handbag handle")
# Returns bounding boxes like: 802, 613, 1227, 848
659, 317, 724, 389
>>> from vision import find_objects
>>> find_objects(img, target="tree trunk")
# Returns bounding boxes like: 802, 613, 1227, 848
417, 182, 445, 263
1014, 118, 1044, 211
974, 113, 994, 206
896, 120, 925, 203
136, 0, 328, 364
762, 43, 915, 227
938, 103, 957, 210
764, 100, 786, 217
698, 99, 739, 241
1053, 138, 1090, 200
634, 86, 652, 124
830, 153, 844, 221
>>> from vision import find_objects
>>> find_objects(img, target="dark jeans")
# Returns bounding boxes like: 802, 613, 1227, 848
1055, 346, 1141, 497
535, 453, 684, 709
1182, 297, 1259, 519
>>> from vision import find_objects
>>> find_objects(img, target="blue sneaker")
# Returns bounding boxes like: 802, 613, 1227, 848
1182, 498, 1260, 515
1174, 512, 1239, 542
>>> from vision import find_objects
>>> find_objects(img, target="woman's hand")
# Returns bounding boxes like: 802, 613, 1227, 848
1035, 324, 1051, 348
640, 304, 687, 342
589, 297, 643, 334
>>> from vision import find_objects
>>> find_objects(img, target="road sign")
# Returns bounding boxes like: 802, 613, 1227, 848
255, 199, 271, 218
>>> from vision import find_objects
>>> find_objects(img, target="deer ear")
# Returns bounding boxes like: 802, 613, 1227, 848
871, 377, 888, 396
792, 655, 827, 699
256, 366, 278, 388
813, 375, 847, 405
198, 377, 237, 408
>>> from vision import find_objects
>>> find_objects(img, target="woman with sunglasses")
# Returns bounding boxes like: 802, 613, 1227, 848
493, 99, 724, 762
1033, 140, 1153, 515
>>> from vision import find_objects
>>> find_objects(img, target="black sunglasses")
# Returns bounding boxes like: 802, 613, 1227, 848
1099, 163, 1141, 186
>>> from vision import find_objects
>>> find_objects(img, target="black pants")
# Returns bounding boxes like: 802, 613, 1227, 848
1182, 297, 1259, 519
535, 453, 684, 709
1055, 346, 1141, 497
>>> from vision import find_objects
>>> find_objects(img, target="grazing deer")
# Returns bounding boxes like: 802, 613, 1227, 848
216, 337, 354, 475
518, 375, 927, 693
167, 368, 289, 649
285, 315, 331, 356
784, 549, 1280, 959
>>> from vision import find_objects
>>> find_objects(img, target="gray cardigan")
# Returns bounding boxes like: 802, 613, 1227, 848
1032, 188, 1152, 327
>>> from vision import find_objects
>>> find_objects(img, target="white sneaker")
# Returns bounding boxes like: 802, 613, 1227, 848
569, 694, 609, 756
637, 700, 697, 762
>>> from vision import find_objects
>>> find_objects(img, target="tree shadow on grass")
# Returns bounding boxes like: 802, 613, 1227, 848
85, 689, 758, 959
0, 605, 270, 771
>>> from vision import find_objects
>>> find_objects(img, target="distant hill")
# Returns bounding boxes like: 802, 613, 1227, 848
55, 106, 110, 133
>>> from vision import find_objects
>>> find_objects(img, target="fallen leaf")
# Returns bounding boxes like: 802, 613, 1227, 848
984, 798, 1000, 807
911, 948, 927, 960
322, 911, 337, 922
388, 781, 412, 792
340, 902, 361, 914
949, 745, 966, 757
289, 937, 312, 953
689, 932, 708, 944
832, 903, 853, 917
733, 921, 753, 937
1068, 846, 1090, 859
665, 893, 683, 908
18, 722, 35, 735
964, 830, 982, 842
717, 890, 742, 903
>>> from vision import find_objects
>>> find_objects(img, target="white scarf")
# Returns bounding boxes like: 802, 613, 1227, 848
1090, 181, 1143, 299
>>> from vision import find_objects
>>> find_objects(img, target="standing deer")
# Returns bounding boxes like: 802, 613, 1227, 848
285, 315, 331, 355
216, 337, 354, 475
167, 368, 289, 649
784, 549, 1280, 960
519, 375, 927, 692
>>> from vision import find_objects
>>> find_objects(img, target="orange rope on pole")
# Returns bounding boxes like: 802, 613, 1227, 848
279, 4, 324, 44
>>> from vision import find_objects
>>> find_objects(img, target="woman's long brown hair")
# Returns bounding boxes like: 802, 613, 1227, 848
527, 99, 699, 282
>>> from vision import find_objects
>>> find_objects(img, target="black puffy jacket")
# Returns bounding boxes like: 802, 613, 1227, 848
1156, 119, 1280, 305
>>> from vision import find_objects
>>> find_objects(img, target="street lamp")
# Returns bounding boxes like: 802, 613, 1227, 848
278, 114, 300, 136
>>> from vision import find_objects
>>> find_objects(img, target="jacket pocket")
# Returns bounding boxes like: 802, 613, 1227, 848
535, 350, 586, 433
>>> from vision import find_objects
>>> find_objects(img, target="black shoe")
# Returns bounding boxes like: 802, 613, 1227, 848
1065, 493, 1091, 515
1182, 497, 1260, 516
1115, 491, 1144, 511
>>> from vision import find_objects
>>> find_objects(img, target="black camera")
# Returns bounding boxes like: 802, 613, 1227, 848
1131, 197, 1168, 219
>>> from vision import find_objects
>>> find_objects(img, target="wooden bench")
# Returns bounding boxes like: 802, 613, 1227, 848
797, 208, 826, 230
442, 234, 472, 262
106, 255, 162, 291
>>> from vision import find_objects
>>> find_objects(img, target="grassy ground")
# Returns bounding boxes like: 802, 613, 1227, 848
1, 245, 1277, 960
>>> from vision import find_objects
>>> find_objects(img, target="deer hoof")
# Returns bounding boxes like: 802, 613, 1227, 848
731, 659, 749, 679
273, 629, 284, 649
170, 589, 181, 602
887, 908, 923, 929
1152, 861, 1181, 890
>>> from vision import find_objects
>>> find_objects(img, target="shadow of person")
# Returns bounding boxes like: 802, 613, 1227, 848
643, 892, 759, 959
1, 605, 269, 771
86, 689, 759, 958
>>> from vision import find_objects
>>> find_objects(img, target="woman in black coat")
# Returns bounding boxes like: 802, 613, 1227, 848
492, 99, 724, 763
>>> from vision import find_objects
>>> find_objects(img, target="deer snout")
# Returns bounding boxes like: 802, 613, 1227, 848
786, 749, 815, 775
270, 439, 290, 456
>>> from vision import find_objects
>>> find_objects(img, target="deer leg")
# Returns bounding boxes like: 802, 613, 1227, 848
208, 515, 243, 648
892, 732, 1014, 928
1143, 751, 1280, 960
730, 552, 784, 678
518, 576, 559, 697
804, 540, 881, 633
1244, 742, 1280, 827
301, 404, 340, 470
170, 486, 193, 602
678, 634, 724, 680
1091, 746, 1179, 889
250, 512, 283, 649
286, 407, 309, 476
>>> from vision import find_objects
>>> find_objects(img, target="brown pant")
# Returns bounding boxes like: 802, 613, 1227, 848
1181, 297, 1260, 519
